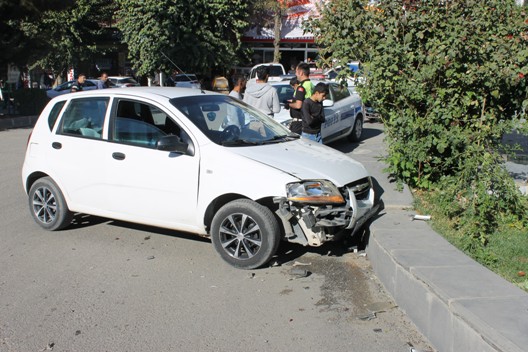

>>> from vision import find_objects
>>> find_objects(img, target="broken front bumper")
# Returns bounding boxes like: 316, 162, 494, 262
274, 177, 379, 246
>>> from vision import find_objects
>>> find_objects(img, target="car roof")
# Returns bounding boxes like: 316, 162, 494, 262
108, 76, 135, 80
49, 86, 214, 101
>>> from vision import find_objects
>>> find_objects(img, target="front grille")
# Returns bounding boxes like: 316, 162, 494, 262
345, 177, 371, 201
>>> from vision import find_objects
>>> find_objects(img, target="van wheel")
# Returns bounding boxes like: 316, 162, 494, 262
348, 117, 363, 142
211, 199, 280, 269
28, 177, 73, 231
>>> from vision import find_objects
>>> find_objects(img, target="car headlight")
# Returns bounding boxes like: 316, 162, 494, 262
286, 180, 345, 204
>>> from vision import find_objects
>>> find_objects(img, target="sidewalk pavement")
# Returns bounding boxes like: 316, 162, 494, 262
349, 124, 528, 352
3, 115, 528, 352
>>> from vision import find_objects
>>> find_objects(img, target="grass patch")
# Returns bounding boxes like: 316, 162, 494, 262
413, 189, 528, 292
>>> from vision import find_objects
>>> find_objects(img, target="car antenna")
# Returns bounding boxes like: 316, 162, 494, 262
161, 51, 205, 94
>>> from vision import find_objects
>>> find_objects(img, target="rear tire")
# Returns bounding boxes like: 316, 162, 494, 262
28, 177, 73, 231
211, 199, 281, 269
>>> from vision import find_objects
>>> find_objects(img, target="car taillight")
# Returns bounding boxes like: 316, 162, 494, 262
26, 131, 32, 147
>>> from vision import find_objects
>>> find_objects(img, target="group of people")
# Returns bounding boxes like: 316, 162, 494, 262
70, 72, 111, 92
228, 62, 328, 144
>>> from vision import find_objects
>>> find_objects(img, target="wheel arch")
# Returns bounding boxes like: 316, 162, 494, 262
25, 171, 50, 194
203, 194, 279, 234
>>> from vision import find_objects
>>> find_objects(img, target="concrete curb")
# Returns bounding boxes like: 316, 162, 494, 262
0, 115, 38, 130
358, 129, 528, 352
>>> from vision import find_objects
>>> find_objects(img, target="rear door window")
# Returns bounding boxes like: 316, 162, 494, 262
58, 97, 109, 139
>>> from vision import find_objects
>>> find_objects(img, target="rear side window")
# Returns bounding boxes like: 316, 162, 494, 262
47, 101, 66, 131
58, 97, 109, 139
330, 84, 350, 103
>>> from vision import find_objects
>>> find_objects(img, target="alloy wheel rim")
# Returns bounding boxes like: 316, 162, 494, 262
219, 213, 262, 260
32, 186, 57, 224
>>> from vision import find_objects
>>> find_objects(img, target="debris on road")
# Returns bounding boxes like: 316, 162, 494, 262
411, 214, 431, 221
147, 255, 155, 260
292, 261, 311, 266
289, 268, 310, 278
357, 311, 377, 321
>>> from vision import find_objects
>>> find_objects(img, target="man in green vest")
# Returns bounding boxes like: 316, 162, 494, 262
285, 62, 314, 133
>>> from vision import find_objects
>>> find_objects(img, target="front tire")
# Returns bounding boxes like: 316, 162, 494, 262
28, 177, 73, 231
348, 116, 363, 142
211, 199, 281, 269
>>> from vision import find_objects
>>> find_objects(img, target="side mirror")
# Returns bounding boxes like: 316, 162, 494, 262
323, 99, 334, 107
157, 135, 188, 154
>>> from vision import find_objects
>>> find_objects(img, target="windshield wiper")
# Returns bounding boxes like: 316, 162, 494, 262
221, 139, 261, 146
261, 134, 299, 144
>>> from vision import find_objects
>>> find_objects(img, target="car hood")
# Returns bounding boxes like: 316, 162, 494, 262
228, 139, 369, 186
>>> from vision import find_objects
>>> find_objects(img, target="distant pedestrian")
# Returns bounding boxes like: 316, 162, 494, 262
229, 74, 247, 100
71, 74, 86, 92
301, 82, 328, 143
243, 65, 280, 118
97, 72, 110, 89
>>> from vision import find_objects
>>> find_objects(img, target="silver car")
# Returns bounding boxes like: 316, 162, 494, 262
272, 80, 364, 143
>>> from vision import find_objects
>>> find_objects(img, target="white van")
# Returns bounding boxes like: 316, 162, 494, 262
247, 63, 286, 86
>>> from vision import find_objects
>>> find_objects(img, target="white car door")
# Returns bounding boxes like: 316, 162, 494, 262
103, 98, 201, 230
47, 97, 112, 213
322, 83, 356, 142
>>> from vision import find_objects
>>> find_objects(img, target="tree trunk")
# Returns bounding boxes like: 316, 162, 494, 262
273, 9, 282, 63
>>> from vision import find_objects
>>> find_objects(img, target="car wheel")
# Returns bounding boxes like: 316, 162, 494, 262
28, 177, 73, 231
211, 199, 281, 269
348, 116, 363, 142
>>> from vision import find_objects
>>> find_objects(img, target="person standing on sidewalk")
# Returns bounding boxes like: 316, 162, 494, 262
243, 65, 280, 118
301, 82, 328, 143
229, 74, 247, 100
70, 74, 86, 92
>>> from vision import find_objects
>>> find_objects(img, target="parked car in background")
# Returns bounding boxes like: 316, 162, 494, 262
46, 79, 100, 99
272, 80, 365, 143
247, 63, 286, 86
108, 76, 140, 87
22, 87, 377, 269
170, 74, 201, 89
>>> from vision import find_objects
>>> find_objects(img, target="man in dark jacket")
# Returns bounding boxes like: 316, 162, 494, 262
70, 74, 86, 92
301, 82, 328, 143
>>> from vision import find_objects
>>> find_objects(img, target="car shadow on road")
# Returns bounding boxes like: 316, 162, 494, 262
328, 126, 384, 154
68, 213, 211, 243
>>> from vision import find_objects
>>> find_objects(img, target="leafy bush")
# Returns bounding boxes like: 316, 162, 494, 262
307, 0, 528, 242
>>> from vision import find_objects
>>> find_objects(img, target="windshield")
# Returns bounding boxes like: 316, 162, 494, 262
170, 95, 297, 146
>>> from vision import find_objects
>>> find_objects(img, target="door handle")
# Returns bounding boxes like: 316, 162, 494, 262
52, 142, 62, 149
112, 152, 126, 160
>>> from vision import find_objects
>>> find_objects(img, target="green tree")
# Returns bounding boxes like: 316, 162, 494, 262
0, 0, 74, 70
248, 0, 289, 63
116, 0, 250, 76
1, 0, 116, 80
306, 0, 528, 243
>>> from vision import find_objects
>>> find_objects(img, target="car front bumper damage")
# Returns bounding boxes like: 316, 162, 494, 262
274, 177, 379, 247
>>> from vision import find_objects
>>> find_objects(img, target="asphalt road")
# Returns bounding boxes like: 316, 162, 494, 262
0, 126, 433, 352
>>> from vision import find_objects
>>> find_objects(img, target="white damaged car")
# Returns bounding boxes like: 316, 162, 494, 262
22, 87, 378, 269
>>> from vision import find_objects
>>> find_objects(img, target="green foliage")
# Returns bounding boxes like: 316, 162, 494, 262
0, 0, 74, 69
11, 88, 49, 116
307, 0, 528, 244
116, 0, 250, 75
30, 0, 116, 76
